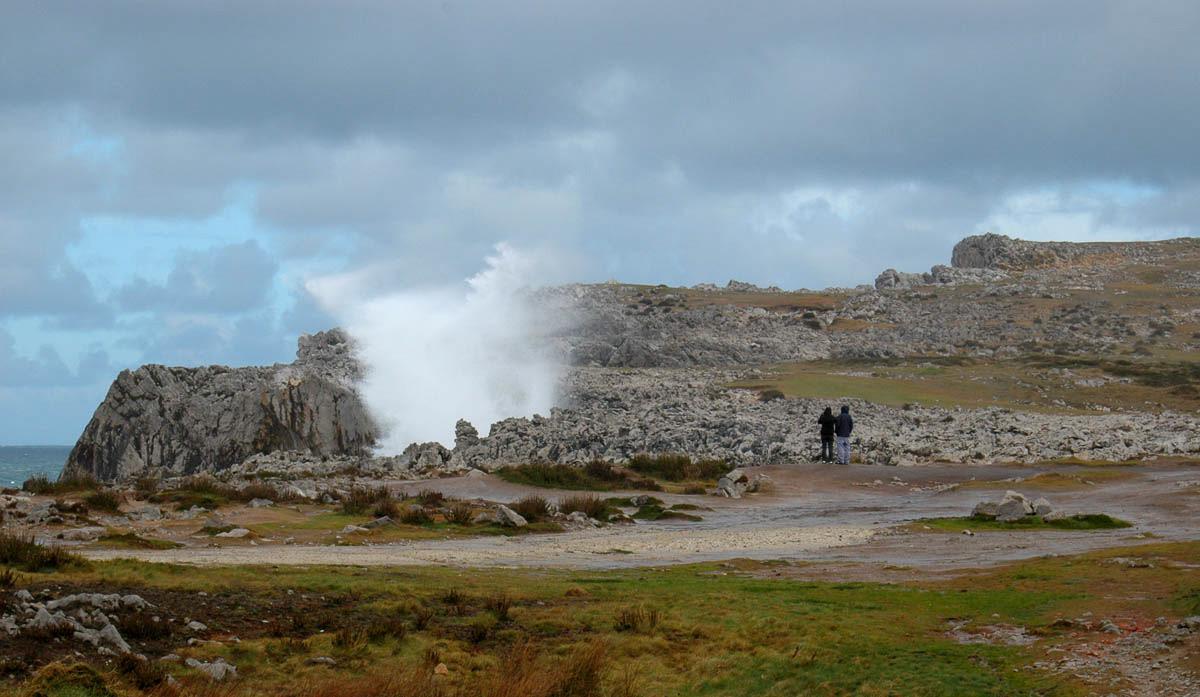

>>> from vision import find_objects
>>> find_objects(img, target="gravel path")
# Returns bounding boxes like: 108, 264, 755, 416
82, 523, 874, 569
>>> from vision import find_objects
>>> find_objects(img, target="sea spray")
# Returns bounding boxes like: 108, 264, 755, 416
308, 244, 569, 453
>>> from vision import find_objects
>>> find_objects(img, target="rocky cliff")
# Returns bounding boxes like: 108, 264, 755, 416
65, 235, 1200, 482
63, 330, 376, 481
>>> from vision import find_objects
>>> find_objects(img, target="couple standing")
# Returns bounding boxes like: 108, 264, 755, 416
817, 406, 853, 464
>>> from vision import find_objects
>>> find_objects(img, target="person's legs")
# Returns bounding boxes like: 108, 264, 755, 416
821, 438, 833, 461
836, 437, 850, 464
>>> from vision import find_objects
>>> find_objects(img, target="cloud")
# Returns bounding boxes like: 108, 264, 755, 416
114, 240, 278, 314
2, 1, 1199, 443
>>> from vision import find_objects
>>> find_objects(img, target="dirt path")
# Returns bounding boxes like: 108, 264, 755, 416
79, 460, 1200, 572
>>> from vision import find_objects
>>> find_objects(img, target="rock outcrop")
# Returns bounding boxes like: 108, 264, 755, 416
63, 330, 376, 481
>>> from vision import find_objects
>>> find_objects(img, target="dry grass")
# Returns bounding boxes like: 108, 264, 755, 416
83, 488, 123, 513
22, 472, 98, 495
558, 495, 611, 521
510, 495, 551, 522
613, 606, 659, 633
446, 502, 475, 525
0, 532, 82, 572
341, 486, 392, 515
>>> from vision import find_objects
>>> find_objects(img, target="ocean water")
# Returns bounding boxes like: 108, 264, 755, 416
0, 446, 71, 488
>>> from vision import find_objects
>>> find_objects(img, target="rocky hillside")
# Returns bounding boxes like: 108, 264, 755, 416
62, 330, 376, 481
64, 234, 1200, 481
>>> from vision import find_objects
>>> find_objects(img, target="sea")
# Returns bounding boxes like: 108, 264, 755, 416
0, 445, 72, 488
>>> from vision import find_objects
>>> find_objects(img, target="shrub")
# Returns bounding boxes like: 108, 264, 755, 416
758, 388, 786, 402
333, 625, 369, 651
463, 615, 495, 644
372, 498, 402, 520
0, 532, 82, 572
115, 652, 166, 689
416, 490, 445, 506
21, 474, 53, 495
510, 495, 551, 522
366, 609, 408, 642
446, 502, 475, 525
558, 495, 611, 521
412, 605, 435, 630
341, 486, 392, 515
120, 611, 172, 640
22, 472, 98, 496
627, 453, 728, 482
485, 593, 513, 622
0, 567, 16, 589
614, 605, 660, 633
399, 505, 432, 526
496, 463, 661, 492
84, 488, 123, 514
134, 476, 159, 498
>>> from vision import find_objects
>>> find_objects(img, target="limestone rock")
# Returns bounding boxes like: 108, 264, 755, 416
972, 501, 1000, 519
495, 505, 528, 528
62, 330, 377, 482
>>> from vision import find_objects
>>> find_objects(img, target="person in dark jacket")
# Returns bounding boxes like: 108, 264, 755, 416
817, 407, 836, 462
834, 405, 854, 465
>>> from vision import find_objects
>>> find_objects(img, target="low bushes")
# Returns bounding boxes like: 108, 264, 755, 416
627, 453, 728, 482
22, 472, 98, 496
341, 486, 392, 515
497, 462, 661, 492
83, 488, 122, 514
0, 532, 82, 572
559, 495, 612, 521
511, 495, 551, 522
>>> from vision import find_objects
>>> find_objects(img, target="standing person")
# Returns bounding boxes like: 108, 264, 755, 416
834, 405, 854, 465
817, 407, 836, 462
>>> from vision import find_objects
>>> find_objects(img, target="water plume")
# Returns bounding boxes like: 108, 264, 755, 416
308, 243, 567, 453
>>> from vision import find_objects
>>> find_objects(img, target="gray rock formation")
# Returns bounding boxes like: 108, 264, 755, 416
63, 330, 377, 481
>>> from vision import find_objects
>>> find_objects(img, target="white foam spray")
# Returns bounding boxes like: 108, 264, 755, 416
308, 243, 567, 453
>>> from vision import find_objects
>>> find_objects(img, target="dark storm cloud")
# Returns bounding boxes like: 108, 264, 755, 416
4, 1, 1199, 188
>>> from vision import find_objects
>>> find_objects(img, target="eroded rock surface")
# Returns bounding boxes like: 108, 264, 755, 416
64, 330, 376, 481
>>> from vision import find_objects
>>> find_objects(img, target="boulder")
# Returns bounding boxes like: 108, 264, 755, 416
186, 657, 237, 681
248, 498, 274, 508
972, 501, 1000, 519
1001, 491, 1033, 514
59, 527, 105, 542
1031, 497, 1053, 516
995, 498, 1030, 523
495, 505, 528, 528
214, 528, 251, 539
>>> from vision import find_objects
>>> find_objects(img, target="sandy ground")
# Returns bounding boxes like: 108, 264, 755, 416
77, 459, 1200, 573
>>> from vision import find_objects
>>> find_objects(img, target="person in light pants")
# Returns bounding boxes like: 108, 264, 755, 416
834, 405, 854, 465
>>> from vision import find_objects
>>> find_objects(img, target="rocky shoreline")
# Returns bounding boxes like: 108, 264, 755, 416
59, 233, 1200, 483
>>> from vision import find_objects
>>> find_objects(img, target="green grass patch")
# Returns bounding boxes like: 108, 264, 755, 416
96, 532, 182, 550
22, 472, 99, 496
914, 514, 1132, 532
627, 453, 729, 482
0, 532, 84, 572
496, 461, 661, 491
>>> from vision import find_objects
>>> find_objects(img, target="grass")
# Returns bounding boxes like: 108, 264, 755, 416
22, 472, 99, 496
914, 514, 1132, 532
83, 489, 122, 514
22, 542, 1200, 695
626, 453, 729, 482
0, 532, 84, 572
558, 495, 615, 521
96, 532, 182, 550
149, 475, 307, 511
959, 470, 1139, 491
732, 353, 1200, 414
496, 462, 661, 492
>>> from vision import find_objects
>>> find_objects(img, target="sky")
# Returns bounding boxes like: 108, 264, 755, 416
1, 1, 1198, 444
